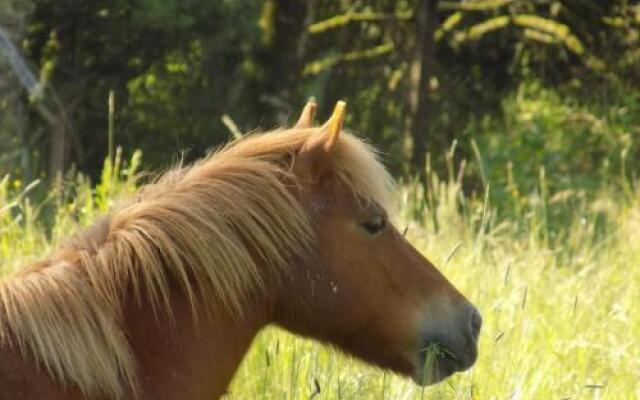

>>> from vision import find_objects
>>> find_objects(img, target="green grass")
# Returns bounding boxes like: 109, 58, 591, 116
0, 149, 638, 399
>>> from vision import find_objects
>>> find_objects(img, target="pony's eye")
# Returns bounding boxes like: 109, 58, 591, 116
361, 215, 386, 235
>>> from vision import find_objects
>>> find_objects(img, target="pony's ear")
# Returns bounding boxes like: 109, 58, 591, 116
293, 101, 346, 183
293, 98, 317, 129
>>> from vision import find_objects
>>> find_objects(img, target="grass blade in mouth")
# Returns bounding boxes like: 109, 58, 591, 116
419, 342, 460, 386
421, 342, 458, 362
419, 343, 441, 384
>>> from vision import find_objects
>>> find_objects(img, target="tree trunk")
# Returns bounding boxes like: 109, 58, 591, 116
48, 118, 66, 179
407, 0, 439, 179
256, 0, 311, 125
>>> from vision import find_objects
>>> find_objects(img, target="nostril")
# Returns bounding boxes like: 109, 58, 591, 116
469, 307, 482, 341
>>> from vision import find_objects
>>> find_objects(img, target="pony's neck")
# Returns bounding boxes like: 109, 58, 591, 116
123, 284, 272, 399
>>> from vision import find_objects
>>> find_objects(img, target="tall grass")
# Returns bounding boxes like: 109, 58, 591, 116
0, 148, 140, 274
0, 148, 638, 398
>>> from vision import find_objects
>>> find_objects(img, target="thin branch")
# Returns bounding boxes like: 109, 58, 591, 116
302, 42, 394, 76
308, 11, 412, 34
308, 1, 516, 35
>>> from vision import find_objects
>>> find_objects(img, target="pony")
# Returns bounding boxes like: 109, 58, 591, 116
0, 101, 481, 399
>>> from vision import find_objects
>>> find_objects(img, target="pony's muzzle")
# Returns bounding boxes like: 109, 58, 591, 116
413, 304, 482, 385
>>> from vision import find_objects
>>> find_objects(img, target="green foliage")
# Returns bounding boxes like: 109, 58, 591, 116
14, 0, 263, 175
439, 79, 640, 249
470, 80, 638, 201
2, 0, 638, 181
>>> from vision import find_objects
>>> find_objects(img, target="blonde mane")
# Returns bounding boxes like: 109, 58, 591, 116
0, 128, 394, 399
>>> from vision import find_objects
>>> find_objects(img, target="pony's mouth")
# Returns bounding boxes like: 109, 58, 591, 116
411, 342, 467, 386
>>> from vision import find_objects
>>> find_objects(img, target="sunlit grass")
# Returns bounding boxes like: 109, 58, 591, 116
0, 151, 638, 399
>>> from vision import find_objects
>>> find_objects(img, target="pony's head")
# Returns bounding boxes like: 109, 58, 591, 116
274, 101, 481, 385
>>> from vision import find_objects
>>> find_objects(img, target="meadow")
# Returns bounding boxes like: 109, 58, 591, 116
1, 88, 639, 399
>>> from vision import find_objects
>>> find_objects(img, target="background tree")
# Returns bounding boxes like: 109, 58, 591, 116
0, 0, 637, 187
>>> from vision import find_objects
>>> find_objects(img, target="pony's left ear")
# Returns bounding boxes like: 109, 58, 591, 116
293, 101, 346, 183
294, 98, 317, 129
